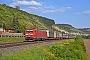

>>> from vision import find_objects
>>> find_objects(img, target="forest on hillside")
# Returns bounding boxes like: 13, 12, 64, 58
0, 4, 55, 33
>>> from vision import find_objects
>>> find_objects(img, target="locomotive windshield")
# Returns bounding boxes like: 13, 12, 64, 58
26, 30, 33, 32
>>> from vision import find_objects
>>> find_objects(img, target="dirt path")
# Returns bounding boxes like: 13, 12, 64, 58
84, 40, 90, 60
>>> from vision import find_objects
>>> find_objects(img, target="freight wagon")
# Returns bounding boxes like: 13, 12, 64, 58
45, 30, 61, 40
25, 28, 75, 41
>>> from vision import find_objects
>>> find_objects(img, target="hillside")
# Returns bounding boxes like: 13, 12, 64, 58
0, 4, 55, 33
78, 28, 90, 34
0, 4, 89, 35
53, 24, 83, 33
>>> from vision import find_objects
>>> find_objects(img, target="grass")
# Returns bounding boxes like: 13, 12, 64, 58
0, 37, 25, 44
0, 36, 88, 60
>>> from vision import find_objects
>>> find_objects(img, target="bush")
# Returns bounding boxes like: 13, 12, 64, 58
0, 37, 88, 60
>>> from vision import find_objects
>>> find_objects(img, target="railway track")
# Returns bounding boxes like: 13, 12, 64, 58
0, 40, 50, 48
0, 39, 72, 55
0, 39, 72, 48
0, 42, 36, 48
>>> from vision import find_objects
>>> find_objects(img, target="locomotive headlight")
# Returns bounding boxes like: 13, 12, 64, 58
30, 34, 33, 35
26, 34, 28, 35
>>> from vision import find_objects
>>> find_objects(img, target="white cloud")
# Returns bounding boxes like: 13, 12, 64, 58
43, 9, 64, 14
28, 6, 44, 12
43, 7, 72, 14
44, 6, 55, 9
21, 6, 44, 13
9, 0, 72, 14
9, 0, 42, 7
76, 10, 90, 15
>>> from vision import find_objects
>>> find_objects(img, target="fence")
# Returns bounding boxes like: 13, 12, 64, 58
0, 33, 25, 37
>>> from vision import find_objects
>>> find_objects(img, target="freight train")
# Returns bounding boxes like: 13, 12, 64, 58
25, 28, 75, 41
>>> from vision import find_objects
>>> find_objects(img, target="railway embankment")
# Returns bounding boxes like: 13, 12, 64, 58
0, 40, 66, 55
0, 37, 88, 60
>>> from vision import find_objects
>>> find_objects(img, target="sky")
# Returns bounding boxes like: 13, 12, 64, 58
0, 0, 90, 28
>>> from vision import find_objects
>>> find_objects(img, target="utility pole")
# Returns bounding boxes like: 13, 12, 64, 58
1, 21, 4, 37
2, 22, 3, 32
2, 21, 5, 32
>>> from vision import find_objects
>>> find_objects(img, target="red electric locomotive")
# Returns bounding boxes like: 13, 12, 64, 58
25, 28, 47, 41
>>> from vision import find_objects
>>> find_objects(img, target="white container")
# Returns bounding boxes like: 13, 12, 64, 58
45, 30, 54, 38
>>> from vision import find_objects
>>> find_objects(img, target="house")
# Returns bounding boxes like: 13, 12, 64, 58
5, 29, 14, 33
0, 28, 15, 34
0, 28, 3, 34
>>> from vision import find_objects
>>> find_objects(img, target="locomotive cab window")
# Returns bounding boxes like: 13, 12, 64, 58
26, 30, 33, 32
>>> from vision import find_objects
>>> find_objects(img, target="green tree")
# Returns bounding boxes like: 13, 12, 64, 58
3, 21, 6, 29
13, 17, 20, 33
16, 6, 20, 10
